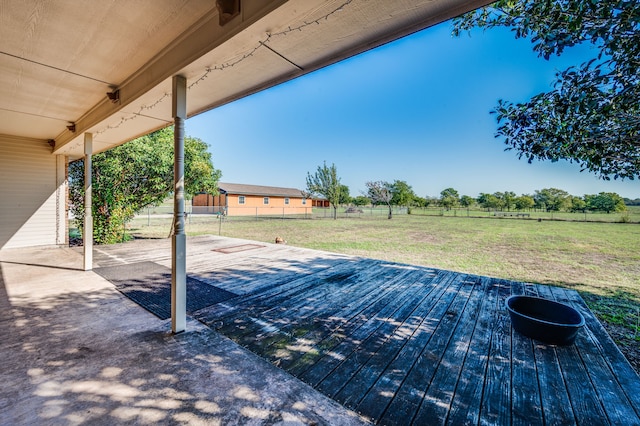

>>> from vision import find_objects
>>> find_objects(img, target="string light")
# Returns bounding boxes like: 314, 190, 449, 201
269, 0, 353, 37
95, 92, 172, 135
95, 0, 354, 136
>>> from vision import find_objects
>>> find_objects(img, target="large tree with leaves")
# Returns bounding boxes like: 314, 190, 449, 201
585, 192, 627, 213
339, 184, 352, 205
534, 187, 571, 212
453, 0, 640, 180
440, 187, 460, 210
306, 162, 341, 219
477, 193, 500, 211
390, 180, 417, 212
70, 128, 221, 244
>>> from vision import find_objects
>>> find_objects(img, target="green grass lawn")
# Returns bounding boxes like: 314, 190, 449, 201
126, 212, 640, 370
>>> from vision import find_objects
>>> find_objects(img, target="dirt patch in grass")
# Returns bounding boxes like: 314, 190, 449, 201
408, 231, 446, 245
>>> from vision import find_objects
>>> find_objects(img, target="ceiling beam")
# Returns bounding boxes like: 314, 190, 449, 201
53, 0, 288, 154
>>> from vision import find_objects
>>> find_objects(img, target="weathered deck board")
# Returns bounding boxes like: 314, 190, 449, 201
235, 261, 404, 355
537, 285, 609, 423
322, 270, 446, 405
299, 270, 448, 390
509, 282, 544, 426
199, 258, 380, 337
379, 274, 475, 425
331, 270, 452, 411
413, 276, 489, 424
249, 267, 427, 365
190, 252, 349, 295
479, 279, 513, 426
443, 276, 497, 425
284, 269, 443, 377
312, 272, 459, 389
549, 286, 640, 424
93, 236, 640, 425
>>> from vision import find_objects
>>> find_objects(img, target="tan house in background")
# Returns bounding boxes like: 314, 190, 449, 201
192, 183, 311, 216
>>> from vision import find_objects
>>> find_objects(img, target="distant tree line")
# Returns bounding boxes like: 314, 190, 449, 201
473, 188, 627, 213
305, 164, 632, 219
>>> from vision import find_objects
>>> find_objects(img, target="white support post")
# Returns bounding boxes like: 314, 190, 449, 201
83, 133, 93, 271
171, 75, 187, 334
55, 155, 68, 245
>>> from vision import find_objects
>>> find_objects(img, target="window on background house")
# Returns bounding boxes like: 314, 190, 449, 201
302, 198, 307, 205
238, 195, 245, 204
284, 198, 290, 205
263, 197, 269, 205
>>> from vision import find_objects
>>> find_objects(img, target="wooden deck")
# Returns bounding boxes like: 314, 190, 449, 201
91, 235, 640, 425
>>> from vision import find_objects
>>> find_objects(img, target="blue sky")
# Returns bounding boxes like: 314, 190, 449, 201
186, 20, 639, 200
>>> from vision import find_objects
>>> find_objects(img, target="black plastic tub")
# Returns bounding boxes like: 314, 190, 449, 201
506, 295, 585, 346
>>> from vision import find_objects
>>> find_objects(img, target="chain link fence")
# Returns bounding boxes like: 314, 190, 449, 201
134, 202, 638, 224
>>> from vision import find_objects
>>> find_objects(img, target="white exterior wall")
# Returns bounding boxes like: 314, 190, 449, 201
0, 135, 66, 249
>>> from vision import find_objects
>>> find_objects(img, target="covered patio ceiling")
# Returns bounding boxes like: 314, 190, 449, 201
1, 0, 490, 159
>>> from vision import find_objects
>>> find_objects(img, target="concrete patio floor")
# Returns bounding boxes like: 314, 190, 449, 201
0, 245, 368, 425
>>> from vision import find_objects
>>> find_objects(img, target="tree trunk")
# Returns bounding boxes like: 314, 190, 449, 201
387, 205, 392, 219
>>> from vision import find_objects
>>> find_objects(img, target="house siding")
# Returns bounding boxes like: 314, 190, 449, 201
225, 194, 309, 216
0, 135, 66, 249
192, 184, 312, 216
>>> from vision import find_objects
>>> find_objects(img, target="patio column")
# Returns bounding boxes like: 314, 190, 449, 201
171, 75, 187, 333
55, 155, 68, 246
83, 133, 93, 271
